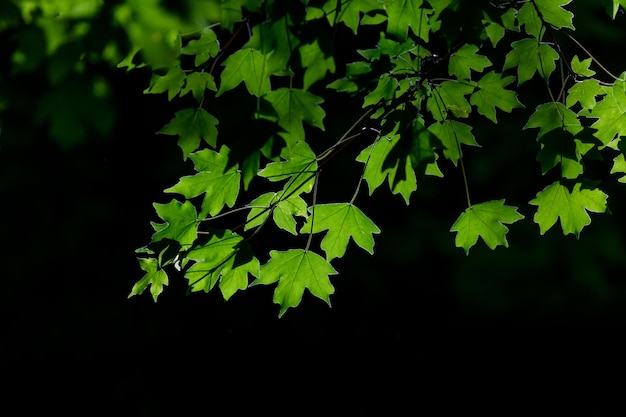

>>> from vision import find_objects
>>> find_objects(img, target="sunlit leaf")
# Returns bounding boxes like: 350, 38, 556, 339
450, 200, 524, 255
128, 257, 168, 302
158, 108, 219, 159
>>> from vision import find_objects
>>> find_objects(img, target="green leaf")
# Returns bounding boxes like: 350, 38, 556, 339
165, 146, 240, 218
322, 0, 383, 33
535, 0, 575, 30
450, 200, 525, 255
300, 37, 336, 91
181, 27, 219, 66
612, 0, 626, 19
180, 72, 217, 102
470, 71, 524, 123
144, 65, 185, 100
610, 153, 626, 183
523, 102, 582, 139
262, 88, 325, 145
503, 38, 559, 85
426, 81, 474, 121
258, 140, 318, 196
385, 0, 431, 41
363, 77, 400, 107
529, 182, 608, 237
151, 199, 199, 249
158, 108, 219, 159
217, 48, 272, 97
427, 120, 478, 166
128, 257, 168, 302
566, 79, 604, 110
588, 80, 626, 146
355, 131, 418, 204
185, 230, 259, 300
448, 44, 491, 80
571, 55, 596, 77
517, 2, 543, 39
300, 203, 381, 261
254, 249, 337, 317
245, 192, 308, 235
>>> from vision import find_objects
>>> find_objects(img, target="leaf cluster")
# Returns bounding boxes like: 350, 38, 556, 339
121, 0, 626, 316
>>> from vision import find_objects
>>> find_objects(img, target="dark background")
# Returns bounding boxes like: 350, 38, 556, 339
1, 1, 626, 414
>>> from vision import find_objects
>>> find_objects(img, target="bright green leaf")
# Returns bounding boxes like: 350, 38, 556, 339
588, 79, 626, 146
566, 79, 604, 110
427, 80, 474, 121
427, 120, 478, 166
571, 55, 596, 77
448, 44, 491, 80
165, 146, 240, 218
143, 65, 185, 100
217, 48, 271, 97
128, 257, 168, 302
612, 0, 626, 18
450, 200, 524, 255
363, 77, 400, 107
258, 140, 318, 196
300, 37, 336, 90
158, 108, 219, 159
151, 199, 199, 249
610, 153, 626, 183
524, 102, 582, 139
180, 72, 217, 102
254, 249, 338, 317
245, 192, 308, 235
262, 88, 325, 145
503, 38, 559, 85
185, 230, 259, 300
301, 203, 381, 261
530, 181, 608, 237
181, 27, 219, 66
470, 70, 524, 123
535, 0, 574, 30
356, 131, 418, 204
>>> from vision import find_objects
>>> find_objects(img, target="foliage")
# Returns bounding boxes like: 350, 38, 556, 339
2, 0, 626, 316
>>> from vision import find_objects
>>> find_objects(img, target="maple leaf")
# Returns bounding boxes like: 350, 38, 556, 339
165, 146, 240, 218
611, 153, 626, 183
128, 257, 168, 302
448, 44, 491, 80
503, 39, 559, 85
426, 81, 474, 121
355, 129, 417, 204
570, 55, 596, 78
180, 72, 217, 103
300, 203, 381, 261
470, 70, 524, 123
321, 0, 383, 33
254, 249, 337, 317
185, 230, 259, 300
524, 102, 582, 139
385, 0, 432, 41
363, 77, 400, 107
529, 181, 608, 237
535, 0, 575, 30
245, 192, 308, 235
300, 37, 336, 91
217, 48, 272, 97
427, 120, 478, 166
566, 79, 604, 110
158, 108, 219, 160
180, 27, 219, 66
262, 87, 326, 145
151, 199, 199, 249
450, 200, 525, 255
258, 140, 318, 197
144, 65, 185, 100
588, 79, 626, 146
